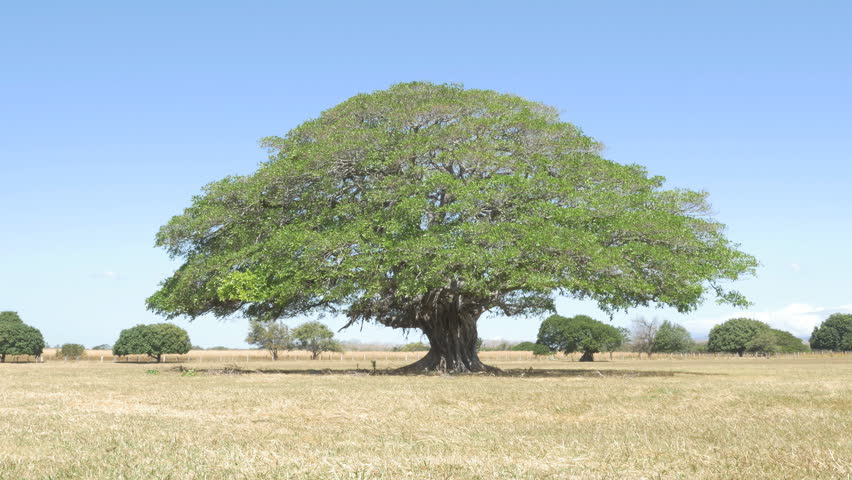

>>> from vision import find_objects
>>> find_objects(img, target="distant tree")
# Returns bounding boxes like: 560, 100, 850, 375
245, 319, 292, 360
602, 326, 631, 360
510, 341, 552, 356
707, 318, 770, 356
0, 311, 23, 324
292, 321, 343, 360
207, 346, 229, 350
631, 317, 660, 358
745, 330, 779, 356
91, 344, 112, 350
769, 329, 809, 353
809, 314, 852, 351
58, 343, 86, 358
537, 314, 623, 362
112, 323, 192, 362
653, 321, 695, 353
0, 321, 45, 362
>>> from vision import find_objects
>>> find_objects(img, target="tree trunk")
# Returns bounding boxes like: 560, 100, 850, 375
579, 350, 595, 362
396, 308, 499, 374
0, 353, 5, 363
271, 350, 278, 361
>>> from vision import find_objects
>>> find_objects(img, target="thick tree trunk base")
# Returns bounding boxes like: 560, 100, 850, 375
395, 349, 501, 374
579, 351, 595, 362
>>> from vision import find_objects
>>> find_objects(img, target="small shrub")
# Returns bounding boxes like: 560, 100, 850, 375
145, 369, 160, 375
510, 341, 552, 355
58, 343, 86, 358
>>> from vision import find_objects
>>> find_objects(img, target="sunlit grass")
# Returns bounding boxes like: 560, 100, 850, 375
1, 357, 849, 479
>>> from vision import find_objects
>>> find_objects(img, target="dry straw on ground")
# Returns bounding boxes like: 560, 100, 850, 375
1, 356, 849, 479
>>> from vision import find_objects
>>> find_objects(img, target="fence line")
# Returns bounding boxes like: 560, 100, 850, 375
3, 349, 848, 364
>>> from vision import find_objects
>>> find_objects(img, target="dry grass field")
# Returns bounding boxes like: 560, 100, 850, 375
1, 355, 850, 479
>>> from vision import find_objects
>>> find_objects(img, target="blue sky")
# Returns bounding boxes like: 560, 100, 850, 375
1, 1, 850, 347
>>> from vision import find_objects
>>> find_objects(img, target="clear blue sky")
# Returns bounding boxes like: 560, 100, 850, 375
2, 1, 850, 347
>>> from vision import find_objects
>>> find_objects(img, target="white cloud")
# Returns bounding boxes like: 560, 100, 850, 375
684, 303, 852, 339
789, 263, 801, 272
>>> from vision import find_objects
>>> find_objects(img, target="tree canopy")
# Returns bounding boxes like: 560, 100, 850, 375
291, 321, 342, 359
146, 82, 757, 372
246, 319, 291, 360
769, 328, 809, 353
112, 323, 192, 362
809, 314, 852, 351
0, 311, 23, 324
537, 314, 623, 361
653, 320, 695, 353
707, 318, 770, 356
0, 321, 45, 362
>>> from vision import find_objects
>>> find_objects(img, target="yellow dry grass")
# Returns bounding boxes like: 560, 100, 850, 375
1, 356, 849, 479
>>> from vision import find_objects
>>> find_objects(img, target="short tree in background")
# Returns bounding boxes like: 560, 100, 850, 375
112, 323, 192, 362
0, 311, 24, 324
537, 314, 623, 362
510, 341, 552, 356
653, 321, 694, 354
809, 314, 852, 351
292, 321, 343, 360
91, 344, 112, 350
146, 82, 758, 373
58, 343, 86, 358
0, 319, 45, 362
770, 329, 809, 353
745, 330, 779, 356
631, 317, 659, 358
707, 318, 770, 356
245, 319, 291, 360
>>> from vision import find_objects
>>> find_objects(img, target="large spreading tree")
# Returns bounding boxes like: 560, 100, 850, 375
147, 82, 757, 373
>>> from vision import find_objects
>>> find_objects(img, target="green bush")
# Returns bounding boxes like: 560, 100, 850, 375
112, 323, 192, 362
58, 343, 86, 358
510, 341, 552, 355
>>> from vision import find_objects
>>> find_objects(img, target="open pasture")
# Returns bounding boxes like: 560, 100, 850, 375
1, 357, 850, 479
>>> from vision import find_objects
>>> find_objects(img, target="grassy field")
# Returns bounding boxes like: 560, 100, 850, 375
1, 357, 849, 479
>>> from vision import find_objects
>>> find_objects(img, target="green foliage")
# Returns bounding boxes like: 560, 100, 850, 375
536, 314, 623, 361
245, 319, 291, 360
58, 343, 86, 358
145, 369, 159, 375
181, 369, 198, 377
395, 342, 429, 352
0, 311, 23, 324
147, 82, 757, 343
770, 329, 809, 353
510, 341, 552, 355
0, 321, 45, 361
653, 321, 694, 353
91, 344, 112, 350
746, 330, 779, 355
809, 314, 852, 351
112, 323, 192, 362
292, 321, 343, 359
707, 318, 770, 356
